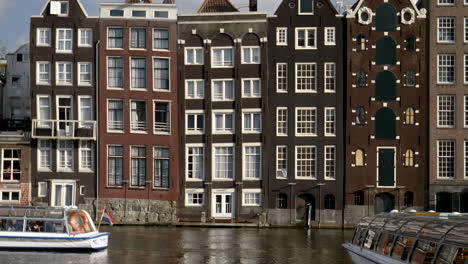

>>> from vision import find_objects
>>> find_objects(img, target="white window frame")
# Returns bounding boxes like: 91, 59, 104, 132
437, 95, 456, 128
465, 141, 468, 180
437, 17, 456, 44
211, 47, 234, 68
130, 99, 148, 133
438, 0, 455, 5
153, 28, 170, 51
129, 27, 147, 50
295, 27, 317, 50
277, 63, 288, 93
242, 109, 262, 134
78, 95, 93, 128
211, 79, 234, 101
185, 47, 204, 65
186, 110, 205, 135
186, 144, 205, 181
153, 56, 171, 92
38, 182, 47, 198
185, 189, 205, 206
56, 28, 73, 54
107, 27, 124, 50
36, 61, 51, 85
55, 62, 73, 86
324, 107, 336, 137
276, 107, 288, 136
465, 95, 468, 128
324, 27, 336, 46
37, 95, 51, 128
107, 56, 124, 90
324, 63, 336, 93
465, 18, 468, 43
298, 0, 314, 15
50, 180, 76, 207
56, 140, 74, 173
242, 143, 262, 180
77, 62, 92, 86
465, 54, 468, 84
185, 79, 205, 99
437, 54, 456, 85
78, 28, 93, 48
153, 100, 171, 135
241, 46, 261, 64
212, 143, 235, 181
130, 57, 147, 90
276, 28, 288, 46
437, 140, 456, 180
212, 110, 235, 134
242, 189, 262, 206
1, 149, 21, 182
276, 145, 288, 179
78, 140, 94, 173
241, 78, 261, 98
0, 190, 21, 203
324, 145, 336, 180
37, 140, 52, 172
295, 107, 317, 137
107, 99, 124, 133
295, 63, 317, 93
295, 145, 317, 180
36, 28, 51, 47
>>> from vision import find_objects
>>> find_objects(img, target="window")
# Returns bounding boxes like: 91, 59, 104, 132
0, 191, 20, 202
186, 146, 204, 180
355, 149, 365, 167
437, 95, 455, 128
108, 145, 123, 187
243, 191, 261, 206
154, 101, 170, 134
131, 58, 146, 89
185, 47, 204, 65
276, 146, 287, 179
438, 0, 455, 5
131, 28, 146, 49
276, 107, 288, 136
130, 100, 147, 132
38, 95, 51, 128
324, 27, 336, 45
438, 17, 455, 43
78, 96, 93, 128
354, 191, 364, 205
132, 10, 146, 17
277, 63, 288, 92
276, 28, 287, 45
212, 80, 234, 101
465, 55, 468, 84
243, 145, 261, 180
12, 77, 19, 88
277, 193, 288, 209
107, 99, 124, 132
438, 55, 455, 84
325, 107, 336, 137
2, 149, 21, 181
50, 1, 69, 16
16, 54, 23, 62
465, 141, 468, 178
186, 190, 204, 206
56, 62, 72, 85
375, 3, 397, 31
295, 28, 316, 49
212, 47, 234, 67
299, 0, 314, 14
57, 140, 73, 172
108, 57, 124, 89
79, 141, 93, 172
324, 194, 335, 210
375, 108, 396, 139
324, 63, 336, 92
465, 96, 468, 127
56, 28, 72, 53
406, 69, 416, 87
154, 58, 169, 91
108, 28, 124, 49
465, 18, 468, 43
109, 9, 124, 17
38, 182, 47, 197
404, 149, 415, 167
296, 63, 316, 92
78, 62, 92, 86
324, 146, 335, 179
356, 70, 367, 87
376, 36, 397, 65
38, 140, 52, 171
213, 111, 234, 134
37, 28, 51, 46
242, 47, 260, 64
185, 80, 205, 99
186, 111, 204, 134
406, 35, 416, 51
213, 145, 234, 180
154, 147, 170, 188
155, 11, 169, 18
243, 110, 262, 133
242, 79, 261, 98
78, 29, 92, 47
131, 146, 147, 187
37, 62, 51, 84
295, 107, 317, 136
153, 29, 169, 50
357, 34, 367, 51
295, 146, 316, 179
437, 140, 455, 179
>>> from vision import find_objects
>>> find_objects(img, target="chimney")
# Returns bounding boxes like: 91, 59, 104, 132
249, 0, 257, 12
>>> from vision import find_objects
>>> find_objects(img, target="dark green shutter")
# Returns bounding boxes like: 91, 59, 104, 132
376, 3, 397, 32
376, 36, 397, 65
300, 0, 313, 13
378, 149, 395, 187
375, 108, 396, 140
375, 71, 396, 101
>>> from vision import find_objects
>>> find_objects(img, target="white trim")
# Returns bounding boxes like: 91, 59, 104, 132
324, 145, 336, 180
106, 56, 124, 90
78, 140, 94, 173
241, 46, 261, 64
298, 0, 314, 15
184, 47, 204, 65
50, 180, 76, 207
0, 148, 21, 182
185, 110, 205, 135
185, 144, 205, 181
212, 143, 235, 181
295, 27, 317, 50
276, 145, 288, 179
77, 62, 93, 87
0, 190, 21, 203
437, 17, 456, 44
37, 139, 52, 172
211, 189, 235, 218
55, 61, 73, 86
185, 79, 205, 99
55, 28, 73, 54
36, 28, 51, 47
295, 62, 317, 93
212, 110, 235, 135
129, 99, 148, 134
152, 28, 170, 52
241, 109, 262, 134
211, 79, 235, 102
295, 107, 317, 137
77, 95, 93, 128
129, 57, 147, 91
56, 140, 74, 173
276, 27, 288, 46
152, 56, 171, 92
242, 189, 262, 206
242, 143, 262, 180
185, 189, 205, 207
324, 27, 336, 46
211, 46, 234, 68
129, 27, 147, 50
324, 107, 336, 137
324, 62, 336, 93
241, 78, 261, 98
36, 61, 51, 85
38, 182, 47, 198
152, 100, 171, 135
295, 145, 317, 180
106, 27, 124, 50
276, 63, 288, 93
376, 147, 397, 188
106, 98, 125, 133
77, 28, 93, 48
276, 107, 288, 136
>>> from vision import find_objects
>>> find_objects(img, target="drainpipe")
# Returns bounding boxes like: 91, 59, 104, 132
95, 40, 100, 221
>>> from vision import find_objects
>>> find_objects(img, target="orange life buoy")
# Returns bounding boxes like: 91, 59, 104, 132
69, 211, 90, 232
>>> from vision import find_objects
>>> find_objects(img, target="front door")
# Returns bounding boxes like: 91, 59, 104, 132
378, 148, 395, 187
57, 97, 73, 137
52, 182, 75, 207
212, 192, 234, 218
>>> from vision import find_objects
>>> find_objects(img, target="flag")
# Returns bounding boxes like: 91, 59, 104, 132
101, 209, 115, 226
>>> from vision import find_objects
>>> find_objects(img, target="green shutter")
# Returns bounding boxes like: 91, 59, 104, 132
375, 108, 396, 140
376, 36, 396, 66
378, 149, 395, 187
375, 71, 396, 101
376, 3, 397, 32
300, 0, 313, 13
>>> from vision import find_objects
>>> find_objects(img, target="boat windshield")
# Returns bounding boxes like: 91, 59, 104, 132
26, 220, 66, 233
0, 219, 24, 232
67, 210, 95, 234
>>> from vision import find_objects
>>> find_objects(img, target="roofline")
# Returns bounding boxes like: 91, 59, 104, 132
346, 0, 427, 18
100, 3, 177, 7
37, 0, 90, 18
179, 11, 267, 17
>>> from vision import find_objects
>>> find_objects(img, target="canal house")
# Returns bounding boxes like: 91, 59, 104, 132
344, 0, 428, 225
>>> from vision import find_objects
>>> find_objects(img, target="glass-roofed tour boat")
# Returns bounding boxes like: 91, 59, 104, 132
0, 206, 109, 250
343, 212, 468, 264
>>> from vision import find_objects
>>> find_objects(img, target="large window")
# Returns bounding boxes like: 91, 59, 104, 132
107, 99, 124, 132
213, 145, 234, 180
295, 146, 316, 179
437, 140, 455, 179
295, 107, 317, 136
186, 80, 204, 99
108, 145, 123, 187
153, 29, 169, 50
56, 28, 72, 53
78, 62, 92, 86
56, 62, 72, 85
437, 95, 456, 128
131, 146, 147, 187
131, 58, 146, 89
37, 62, 51, 85
79, 141, 93, 172
186, 111, 204, 134
108, 28, 123, 49
324, 63, 336, 92
154, 58, 169, 91
78, 96, 93, 128
212, 47, 234, 67
213, 111, 234, 134
130, 100, 147, 132
276, 107, 288, 136
242, 110, 262, 133
154, 101, 170, 134
38, 140, 52, 171
438, 54, 456, 84
212, 80, 234, 101
277, 63, 288, 92
154, 147, 170, 188
2, 149, 21, 181
37, 28, 51, 46
186, 145, 204, 180
108, 57, 124, 89
324, 146, 335, 179
243, 144, 261, 180
324, 107, 336, 137
242, 79, 261, 98
78, 28, 92, 47
130, 28, 146, 49
295, 28, 316, 49
276, 146, 287, 179
438, 17, 456, 43
296, 63, 316, 92
242, 47, 260, 64
185, 47, 204, 65
57, 140, 73, 172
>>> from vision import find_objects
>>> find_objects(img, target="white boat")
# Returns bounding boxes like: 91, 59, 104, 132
0, 206, 109, 250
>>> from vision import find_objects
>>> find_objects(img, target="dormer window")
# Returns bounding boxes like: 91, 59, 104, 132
50, 1, 69, 16
132, 10, 146, 18
155, 11, 169, 18
299, 0, 314, 15
110, 10, 124, 17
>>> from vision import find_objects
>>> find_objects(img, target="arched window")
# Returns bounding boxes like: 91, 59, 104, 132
375, 71, 397, 101
405, 107, 415, 125
277, 193, 288, 209
406, 35, 416, 51
376, 3, 397, 32
375, 108, 396, 140
355, 106, 366, 125
356, 69, 366, 87
355, 149, 365, 166
357, 34, 366, 51
324, 194, 335, 210
404, 191, 414, 207
376, 37, 397, 66
404, 149, 415, 167
354, 191, 364, 205
406, 69, 416, 87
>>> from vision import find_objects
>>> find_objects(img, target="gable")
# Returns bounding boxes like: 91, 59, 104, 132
273, 0, 338, 17
38, 0, 89, 18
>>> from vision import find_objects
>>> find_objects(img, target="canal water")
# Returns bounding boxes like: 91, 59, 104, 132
0, 227, 353, 264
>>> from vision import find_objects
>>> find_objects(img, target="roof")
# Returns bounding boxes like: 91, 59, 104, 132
198, 0, 239, 13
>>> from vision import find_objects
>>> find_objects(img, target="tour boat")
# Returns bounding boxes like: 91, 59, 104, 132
0, 206, 109, 250
343, 212, 468, 264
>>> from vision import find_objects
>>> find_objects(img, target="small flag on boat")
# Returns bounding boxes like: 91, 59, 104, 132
101, 209, 115, 226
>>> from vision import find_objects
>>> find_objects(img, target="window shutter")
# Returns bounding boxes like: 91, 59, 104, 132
50, 1, 61, 15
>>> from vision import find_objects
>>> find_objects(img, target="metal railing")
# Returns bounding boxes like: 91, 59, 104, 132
32, 119, 97, 140
154, 122, 170, 133
130, 121, 147, 132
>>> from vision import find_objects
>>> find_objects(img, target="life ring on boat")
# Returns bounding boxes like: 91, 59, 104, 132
69, 211, 90, 232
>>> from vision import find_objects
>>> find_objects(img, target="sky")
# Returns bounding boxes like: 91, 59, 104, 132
0, 0, 353, 53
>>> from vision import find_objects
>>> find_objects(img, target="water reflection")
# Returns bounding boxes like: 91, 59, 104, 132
0, 227, 352, 264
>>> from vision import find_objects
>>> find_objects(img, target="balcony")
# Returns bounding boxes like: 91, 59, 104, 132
32, 120, 97, 140
154, 122, 170, 134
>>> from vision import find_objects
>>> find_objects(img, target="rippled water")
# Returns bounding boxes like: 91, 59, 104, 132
0, 226, 353, 264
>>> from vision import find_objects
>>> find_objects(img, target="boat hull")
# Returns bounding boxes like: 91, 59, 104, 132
343, 243, 405, 264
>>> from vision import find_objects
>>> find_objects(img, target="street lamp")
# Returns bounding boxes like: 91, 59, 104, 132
365, 185, 375, 216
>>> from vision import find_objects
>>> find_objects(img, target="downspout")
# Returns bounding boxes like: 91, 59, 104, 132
95, 40, 100, 221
